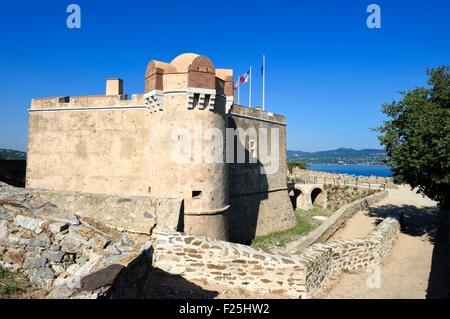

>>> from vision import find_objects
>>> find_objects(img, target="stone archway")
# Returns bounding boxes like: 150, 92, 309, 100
291, 184, 326, 210
311, 187, 324, 207
289, 188, 305, 210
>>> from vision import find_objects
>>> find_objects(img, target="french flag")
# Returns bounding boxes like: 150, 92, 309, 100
234, 70, 250, 89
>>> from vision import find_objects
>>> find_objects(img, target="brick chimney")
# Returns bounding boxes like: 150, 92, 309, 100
106, 78, 123, 95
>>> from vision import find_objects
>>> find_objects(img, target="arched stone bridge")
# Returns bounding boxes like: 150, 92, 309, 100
287, 182, 326, 210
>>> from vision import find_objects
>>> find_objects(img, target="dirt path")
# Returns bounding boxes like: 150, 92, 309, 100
323, 185, 448, 299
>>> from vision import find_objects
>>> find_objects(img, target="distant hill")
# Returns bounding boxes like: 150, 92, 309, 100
287, 148, 387, 165
0, 147, 386, 164
0, 149, 26, 160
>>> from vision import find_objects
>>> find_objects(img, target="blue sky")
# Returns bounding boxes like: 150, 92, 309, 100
0, 0, 449, 152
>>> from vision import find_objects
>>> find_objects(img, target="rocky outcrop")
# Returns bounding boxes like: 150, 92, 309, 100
0, 182, 153, 298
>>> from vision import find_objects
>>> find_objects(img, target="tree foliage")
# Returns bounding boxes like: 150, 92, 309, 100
376, 66, 450, 208
287, 161, 308, 174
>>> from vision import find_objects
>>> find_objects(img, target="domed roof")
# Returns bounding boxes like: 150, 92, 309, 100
170, 53, 214, 72
170, 53, 200, 69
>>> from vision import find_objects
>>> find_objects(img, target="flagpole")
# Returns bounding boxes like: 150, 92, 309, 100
249, 66, 252, 108
238, 85, 240, 105
262, 55, 265, 111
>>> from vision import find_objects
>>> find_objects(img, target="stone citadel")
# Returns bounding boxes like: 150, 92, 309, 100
26, 53, 295, 243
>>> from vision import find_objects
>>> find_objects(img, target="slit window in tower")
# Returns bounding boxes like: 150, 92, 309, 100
193, 93, 200, 108
192, 190, 202, 199
204, 94, 210, 108
249, 140, 257, 159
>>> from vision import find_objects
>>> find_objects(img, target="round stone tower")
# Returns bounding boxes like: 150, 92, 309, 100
144, 53, 234, 240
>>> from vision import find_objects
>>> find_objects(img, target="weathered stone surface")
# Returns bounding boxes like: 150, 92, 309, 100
23, 256, 48, 269
49, 222, 69, 234
43, 251, 65, 263
50, 244, 61, 252
121, 235, 132, 246
80, 264, 124, 291
64, 255, 102, 289
0, 183, 150, 299
0, 221, 8, 239
46, 284, 73, 299
29, 189, 175, 235
0, 212, 14, 221
105, 245, 121, 256
30, 267, 56, 289
15, 215, 42, 232
51, 264, 65, 275
66, 264, 80, 276
152, 198, 183, 234
4, 248, 25, 266
60, 236, 82, 253
29, 233, 51, 248
90, 233, 110, 250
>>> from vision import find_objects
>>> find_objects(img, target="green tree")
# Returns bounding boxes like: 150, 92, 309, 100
376, 66, 450, 208
287, 161, 308, 174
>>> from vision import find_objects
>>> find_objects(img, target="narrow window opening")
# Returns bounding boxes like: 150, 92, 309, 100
249, 140, 257, 159
192, 190, 202, 199
204, 94, 210, 108
193, 93, 200, 108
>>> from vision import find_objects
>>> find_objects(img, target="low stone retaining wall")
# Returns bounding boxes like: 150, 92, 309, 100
289, 190, 388, 253
153, 213, 401, 298
300, 214, 400, 296
153, 233, 307, 298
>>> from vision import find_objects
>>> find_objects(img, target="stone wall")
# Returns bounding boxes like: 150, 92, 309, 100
152, 233, 307, 298
28, 189, 183, 235
153, 214, 401, 298
289, 168, 396, 189
289, 190, 388, 252
228, 105, 296, 243
300, 215, 400, 296
229, 190, 295, 244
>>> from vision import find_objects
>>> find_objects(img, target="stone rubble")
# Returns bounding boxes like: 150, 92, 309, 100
0, 182, 147, 298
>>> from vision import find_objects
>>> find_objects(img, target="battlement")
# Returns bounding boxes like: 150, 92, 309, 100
231, 104, 286, 125
30, 94, 145, 110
